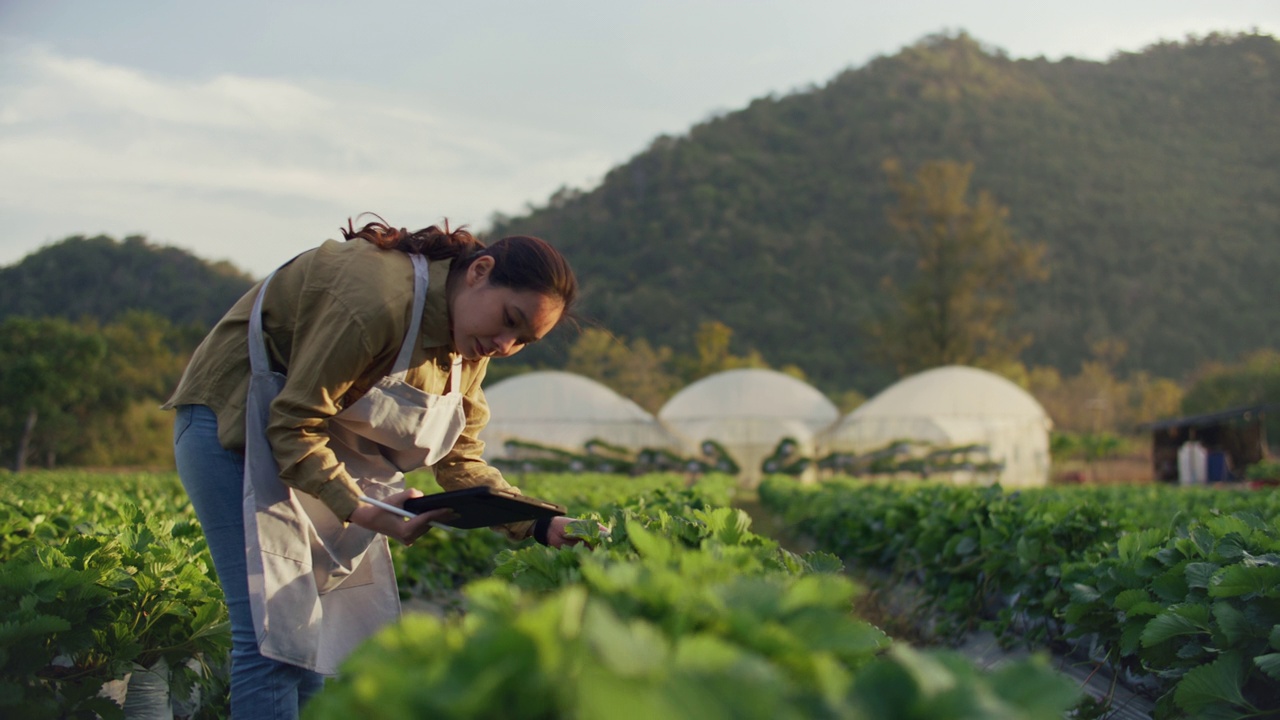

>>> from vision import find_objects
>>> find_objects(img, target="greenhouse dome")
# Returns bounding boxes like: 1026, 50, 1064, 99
822, 365, 1052, 487
657, 368, 840, 485
478, 371, 681, 465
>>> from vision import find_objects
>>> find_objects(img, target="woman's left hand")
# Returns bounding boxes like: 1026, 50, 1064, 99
544, 516, 610, 548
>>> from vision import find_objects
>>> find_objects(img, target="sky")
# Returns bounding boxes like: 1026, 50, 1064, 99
1, 1, 1277, 278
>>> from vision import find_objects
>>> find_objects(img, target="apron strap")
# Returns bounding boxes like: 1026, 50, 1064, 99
387, 254, 430, 381
248, 272, 278, 375
448, 355, 462, 395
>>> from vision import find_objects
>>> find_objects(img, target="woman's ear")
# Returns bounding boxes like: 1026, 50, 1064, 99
467, 255, 495, 286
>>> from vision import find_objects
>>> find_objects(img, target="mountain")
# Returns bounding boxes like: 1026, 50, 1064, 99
0, 235, 255, 328
488, 31, 1280, 395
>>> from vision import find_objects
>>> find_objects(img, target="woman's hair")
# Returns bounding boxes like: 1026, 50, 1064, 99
342, 216, 578, 320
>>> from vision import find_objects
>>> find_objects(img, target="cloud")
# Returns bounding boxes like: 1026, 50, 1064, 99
0, 43, 615, 275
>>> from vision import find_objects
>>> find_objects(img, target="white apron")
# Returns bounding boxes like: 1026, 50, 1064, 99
242, 253, 467, 675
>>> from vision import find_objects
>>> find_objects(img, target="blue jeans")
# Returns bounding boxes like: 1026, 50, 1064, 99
173, 405, 324, 719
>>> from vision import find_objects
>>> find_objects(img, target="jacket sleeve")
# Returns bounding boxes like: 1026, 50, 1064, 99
430, 360, 536, 542
264, 286, 403, 522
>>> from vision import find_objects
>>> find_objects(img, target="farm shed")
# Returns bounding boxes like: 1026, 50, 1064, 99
822, 365, 1052, 487
657, 368, 840, 486
1138, 404, 1272, 484
478, 371, 681, 461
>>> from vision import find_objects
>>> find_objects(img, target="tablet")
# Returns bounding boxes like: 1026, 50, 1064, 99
402, 486, 566, 529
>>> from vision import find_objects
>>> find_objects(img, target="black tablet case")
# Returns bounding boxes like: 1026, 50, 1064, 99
403, 486, 565, 529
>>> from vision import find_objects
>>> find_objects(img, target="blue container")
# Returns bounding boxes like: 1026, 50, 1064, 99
1207, 451, 1229, 483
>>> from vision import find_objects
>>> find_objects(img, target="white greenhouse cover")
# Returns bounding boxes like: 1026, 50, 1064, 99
823, 365, 1052, 487
658, 368, 840, 483
478, 371, 679, 458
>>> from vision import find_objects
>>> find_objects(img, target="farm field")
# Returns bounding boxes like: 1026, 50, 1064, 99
759, 477, 1280, 718
6, 470, 1276, 718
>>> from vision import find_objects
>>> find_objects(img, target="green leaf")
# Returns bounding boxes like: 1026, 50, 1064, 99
1210, 565, 1280, 599
1151, 567, 1190, 602
988, 654, 1083, 717
1185, 562, 1219, 589
852, 652, 918, 717
582, 602, 669, 678
1120, 621, 1146, 656
1016, 536, 1042, 565
1113, 588, 1151, 612
623, 520, 673, 565
1256, 653, 1280, 681
1190, 526, 1217, 557
885, 644, 957, 697
801, 552, 844, 575
1193, 705, 1256, 720
1068, 583, 1100, 604
1126, 601, 1165, 618
672, 634, 752, 673
0, 613, 72, 641
1174, 652, 1250, 714
1124, 528, 1169, 561
1211, 601, 1248, 646
1215, 535, 1247, 561
1141, 607, 1209, 647
953, 534, 978, 557
779, 574, 855, 613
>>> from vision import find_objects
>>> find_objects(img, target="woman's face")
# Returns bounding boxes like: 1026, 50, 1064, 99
449, 256, 564, 361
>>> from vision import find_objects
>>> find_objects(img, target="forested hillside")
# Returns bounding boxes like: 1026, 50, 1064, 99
3, 31, 1278, 470
2, 32, 1276, 401
0, 234, 254, 328
490, 31, 1280, 395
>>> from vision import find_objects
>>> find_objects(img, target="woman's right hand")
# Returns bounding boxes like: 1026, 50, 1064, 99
346, 488, 452, 546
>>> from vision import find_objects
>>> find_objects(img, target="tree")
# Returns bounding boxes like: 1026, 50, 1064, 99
0, 318, 110, 470
674, 321, 768, 384
74, 311, 196, 468
1182, 349, 1280, 450
1025, 339, 1185, 434
0, 312, 200, 470
870, 159, 1047, 375
565, 322, 779, 412
92, 311, 192, 397
565, 328, 679, 413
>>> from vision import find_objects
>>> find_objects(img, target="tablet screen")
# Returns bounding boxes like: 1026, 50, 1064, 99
403, 486, 565, 529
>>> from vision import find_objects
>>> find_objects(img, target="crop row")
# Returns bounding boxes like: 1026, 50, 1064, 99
758, 478, 1280, 719
390, 473, 738, 599
4, 470, 1081, 719
0, 472, 228, 719
311, 491, 1078, 719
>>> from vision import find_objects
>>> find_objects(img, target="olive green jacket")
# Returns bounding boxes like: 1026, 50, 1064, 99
165, 238, 532, 540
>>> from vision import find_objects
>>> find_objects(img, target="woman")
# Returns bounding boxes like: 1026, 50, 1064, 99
165, 218, 580, 718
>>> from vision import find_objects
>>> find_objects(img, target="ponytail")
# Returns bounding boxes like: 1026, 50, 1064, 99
342, 214, 578, 326
341, 214, 482, 262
